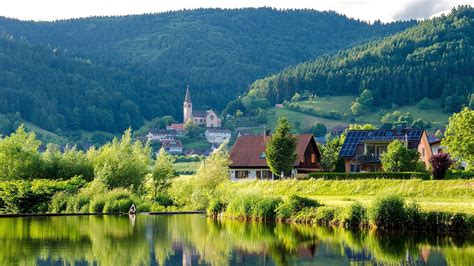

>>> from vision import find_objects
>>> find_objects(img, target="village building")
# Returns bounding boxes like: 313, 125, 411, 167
161, 139, 183, 154
205, 128, 232, 145
166, 123, 185, 136
229, 134, 321, 180
338, 129, 432, 173
146, 129, 177, 142
183, 86, 221, 127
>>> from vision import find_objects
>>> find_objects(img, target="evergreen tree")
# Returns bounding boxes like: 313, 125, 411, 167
265, 117, 297, 177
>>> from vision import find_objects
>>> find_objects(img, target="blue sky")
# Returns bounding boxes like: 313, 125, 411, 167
1, 0, 473, 22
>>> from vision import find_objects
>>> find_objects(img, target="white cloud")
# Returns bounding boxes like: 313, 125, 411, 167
0, 0, 473, 22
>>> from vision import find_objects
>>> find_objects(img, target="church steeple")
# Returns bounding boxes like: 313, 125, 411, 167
183, 85, 193, 123
184, 85, 191, 103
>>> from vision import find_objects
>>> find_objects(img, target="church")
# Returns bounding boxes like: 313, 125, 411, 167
183, 86, 221, 128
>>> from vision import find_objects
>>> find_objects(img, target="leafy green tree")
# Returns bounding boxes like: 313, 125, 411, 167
416, 98, 433, 110
358, 89, 374, 107
348, 124, 377, 131
147, 148, 176, 199
0, 125, 42, 180
291, 93, 301, 102
309, 123, 327, 137
88, 129, 151, 191
350, 102, 364, 116
265, 117, 297, 177
319, 135, 344, 171
184, 120, 200, 139
380, 140, 420, 172
411, 119, 431, 129
442, 107, 474, 169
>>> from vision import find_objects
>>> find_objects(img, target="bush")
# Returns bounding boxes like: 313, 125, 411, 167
369, 195, 406, 229
305, 172, 430, 180
225, 195, 281, 221
207, 200, 227, 217
89, 197, 107, 213
405, 202, 423, 230
276, 195, 320, 220
155, 193, 174, 207
49, 192, 70, 213
0, 177, 86, 214
103, 198, 134, 213
445, 170, 473, 179
314, 206, 336, 225
430, 153, 452, 179
340, 202, 367, 228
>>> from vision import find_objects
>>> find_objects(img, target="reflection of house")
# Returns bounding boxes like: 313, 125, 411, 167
183, 86, 221, 127
205, 128, 232, 144
161, 140, 183, 154
146, 129, 177, 142
229, 134, 321, 180
339, 129, 432, 173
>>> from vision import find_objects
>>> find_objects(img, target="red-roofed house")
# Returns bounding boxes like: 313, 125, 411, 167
229, 134, 321, 180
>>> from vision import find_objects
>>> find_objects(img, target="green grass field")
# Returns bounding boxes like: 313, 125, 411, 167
223, 179, 474, 214
265, 96, 449, 132
174, 161, 201, 175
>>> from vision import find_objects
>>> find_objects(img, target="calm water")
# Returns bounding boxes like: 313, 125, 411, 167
0, 214, 472, 265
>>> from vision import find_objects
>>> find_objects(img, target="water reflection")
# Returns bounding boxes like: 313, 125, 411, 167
0, 214, 472, 265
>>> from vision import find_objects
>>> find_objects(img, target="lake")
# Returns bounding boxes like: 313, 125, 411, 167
0, 214, 472, 265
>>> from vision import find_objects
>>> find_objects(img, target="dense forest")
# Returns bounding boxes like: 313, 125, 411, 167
0, 8, 415, 133
247, 7, 474, 113
0, 33, 178, 133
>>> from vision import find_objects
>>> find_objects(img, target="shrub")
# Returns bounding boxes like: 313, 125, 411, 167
305, 172, 430, 180
314, 206, 336, 225
207, 200, 227, 217
340, 202, 367, 228
155, 193, 174, 207
405, 202, 423, 230
430, 153, 452, 179
445, 170, 474, 179
103, 198, 134, 213
49, 192, 70, 213
276, 195, 320, 220
369, 195, 406, 229
225, 195, 281, 221
89, 197, 107, 213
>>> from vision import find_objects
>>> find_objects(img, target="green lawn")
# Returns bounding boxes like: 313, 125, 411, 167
224, 179, 474, 214
266, 96, 450, 132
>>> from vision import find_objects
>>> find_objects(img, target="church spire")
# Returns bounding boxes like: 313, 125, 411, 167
184, 85, 191, 103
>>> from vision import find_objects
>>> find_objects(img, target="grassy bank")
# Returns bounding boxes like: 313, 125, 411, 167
223, 179, 474, 214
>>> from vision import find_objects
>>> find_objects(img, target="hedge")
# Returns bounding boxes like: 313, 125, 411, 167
445, 170, 474, 179
304, 172, 430, 180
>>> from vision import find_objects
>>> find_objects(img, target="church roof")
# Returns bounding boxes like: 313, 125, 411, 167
192, 110, 207, 117
184, 85, 191, 103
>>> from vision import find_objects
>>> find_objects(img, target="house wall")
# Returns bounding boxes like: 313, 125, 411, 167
418, 131, 433, 167
298, 138, 320, 169
229, 168, 274, 181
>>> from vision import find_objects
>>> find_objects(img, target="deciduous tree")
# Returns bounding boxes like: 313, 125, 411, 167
265, 117, 297, 177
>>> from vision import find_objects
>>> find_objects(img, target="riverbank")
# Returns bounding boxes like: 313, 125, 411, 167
170, 177, 473, 232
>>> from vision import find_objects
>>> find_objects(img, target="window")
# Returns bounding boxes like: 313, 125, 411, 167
262, 170, 272, 179
259, 152, 266, 159
235, 171, 249, 179
422, 148, 425, 158
210, 115, 214, 120
350, 164, 361, 172
311, 154, 316, 163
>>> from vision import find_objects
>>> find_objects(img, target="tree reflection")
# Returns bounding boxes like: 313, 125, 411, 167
0, 215, 471, 265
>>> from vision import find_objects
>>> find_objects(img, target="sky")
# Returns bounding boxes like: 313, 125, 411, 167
1, 0, 473, 22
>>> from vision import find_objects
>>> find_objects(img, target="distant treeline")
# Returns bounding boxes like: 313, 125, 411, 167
248, 6, 474, 113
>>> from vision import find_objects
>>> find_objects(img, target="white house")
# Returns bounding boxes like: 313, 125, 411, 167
161, 140, 183, 154
146, 129, 177, 142
205, 128, 232, 145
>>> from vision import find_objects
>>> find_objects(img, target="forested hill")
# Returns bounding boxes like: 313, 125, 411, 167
247, 6, 474, 113
0, 8, 415, 116
0, 33, 179, 133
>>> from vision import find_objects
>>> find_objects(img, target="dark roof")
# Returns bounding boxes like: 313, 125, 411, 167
184, 85, 191, 103
148, 128, 177, 135
230, 134, 317, 168
339, 129, 424, 158
192, 110, 207, 117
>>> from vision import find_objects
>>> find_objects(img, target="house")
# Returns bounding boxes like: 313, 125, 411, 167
146, 129, 177, 142
339, 129, 432, 173
229, 134, 321, 180
205, 128, 232, 145
183, 86, 221, 127
161, 140, 183, 154
166, 123, 185, 136
429, 138, 444, 155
